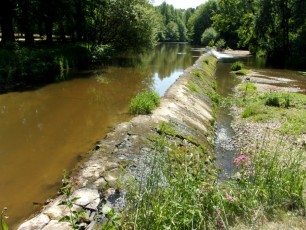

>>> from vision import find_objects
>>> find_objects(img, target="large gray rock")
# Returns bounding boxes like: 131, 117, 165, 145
42, 220, 71, 230
72, 188, 100, 210
17, 214, 50, 230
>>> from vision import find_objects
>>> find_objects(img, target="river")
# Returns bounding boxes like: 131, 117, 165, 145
0, 43, 203, 227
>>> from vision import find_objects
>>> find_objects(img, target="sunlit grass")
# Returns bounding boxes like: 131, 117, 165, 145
128, 90, 160, 114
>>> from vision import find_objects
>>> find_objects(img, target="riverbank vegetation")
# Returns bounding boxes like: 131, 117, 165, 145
122, 76, 306, 229
123, 122, 305, 229
128, 90, 160, 115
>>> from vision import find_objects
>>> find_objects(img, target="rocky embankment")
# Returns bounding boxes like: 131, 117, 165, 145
17, 54, 218, 230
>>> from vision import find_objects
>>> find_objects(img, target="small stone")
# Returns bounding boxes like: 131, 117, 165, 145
93, 177, 107, 189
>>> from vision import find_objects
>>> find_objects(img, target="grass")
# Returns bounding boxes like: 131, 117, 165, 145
237, 82, 257, 94
188, 81, 202, 93
234, 69, 250, 75
128, 90, 160, 114
122, 122, 306, 229
234, 91, 306, 135
231, 61, 244, 71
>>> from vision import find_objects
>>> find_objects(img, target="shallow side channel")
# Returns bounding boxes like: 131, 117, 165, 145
214, 59, 240, 179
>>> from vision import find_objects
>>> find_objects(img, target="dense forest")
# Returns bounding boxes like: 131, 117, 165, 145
0, 0, 305, 88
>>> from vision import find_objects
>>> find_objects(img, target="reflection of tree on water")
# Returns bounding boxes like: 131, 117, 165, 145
108, 43, 200, 81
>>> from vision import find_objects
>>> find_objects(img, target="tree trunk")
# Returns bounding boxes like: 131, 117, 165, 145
0, 0, 15, 44
23, 0, 34, 45
45, 17, 53, 44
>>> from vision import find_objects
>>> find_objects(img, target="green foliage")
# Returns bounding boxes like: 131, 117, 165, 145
90, 45, 114, 63
215, 39, 226, 51
58, 171, 88, 230
156, 2, 188, 42
212, 0, 306, 68
237, 82, 257, 93
234, 69, 250, 75
265, 96, 280, 107
235, 91, 306, 135
230, 61, 244, 71
129, 90, 160, 114
187, 0, 217, 44
231, 142, 306, 222
187, 81, 201, 93
0, 208, 9, 230
101, 205, 121, 230
0, 44, 90, 87
201, 27, 218, 46
241, 104, 264, 118
206, 89, 221, 105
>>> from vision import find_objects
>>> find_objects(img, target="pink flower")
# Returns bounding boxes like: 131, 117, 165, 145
233, 154, 248, 167
225, 191, 232, 201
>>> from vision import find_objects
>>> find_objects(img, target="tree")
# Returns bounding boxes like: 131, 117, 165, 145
187, 0, 217, 44
201, 27, 218, 46
155, 2, 189, 42
87, 0, 160, 51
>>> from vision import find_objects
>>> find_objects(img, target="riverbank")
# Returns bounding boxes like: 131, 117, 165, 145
17, 53, 218, 229
228, 69, 306, 228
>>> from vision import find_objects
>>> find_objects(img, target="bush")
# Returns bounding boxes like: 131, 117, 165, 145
231, 61, 244, 71
90, 45, 114, 63
201, 27, 218, 46
128, 90, 160, 114
215, 39, 226, 51
265, 96, 280, 107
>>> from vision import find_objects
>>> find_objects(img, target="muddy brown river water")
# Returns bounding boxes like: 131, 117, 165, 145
0, 43, 203, 227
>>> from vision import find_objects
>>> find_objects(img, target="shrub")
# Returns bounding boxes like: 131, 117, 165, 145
231, 61, 244, 71
215, 39, 226, 51
265, 96, 280, 107
128, 90, 160, 114
90, 45, 113, 63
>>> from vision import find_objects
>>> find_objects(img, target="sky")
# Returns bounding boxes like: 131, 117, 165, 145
152, 0, 206, 9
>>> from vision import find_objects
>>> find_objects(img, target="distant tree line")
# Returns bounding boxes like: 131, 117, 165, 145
157, 0, 305, 67
0, 0, 305, 67
0, 0, 160, 51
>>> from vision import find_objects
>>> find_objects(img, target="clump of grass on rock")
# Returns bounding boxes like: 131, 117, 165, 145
231, 61, 244, 71
231, 61, 250, 75
128, 90, 160, 114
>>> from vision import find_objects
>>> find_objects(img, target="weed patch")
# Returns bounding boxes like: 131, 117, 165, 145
128, 90, 160, 114
231, 61, 244, 71
234, 92, 306, 135
234, 69, 250, 75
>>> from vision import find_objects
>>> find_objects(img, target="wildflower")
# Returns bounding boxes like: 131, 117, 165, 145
224, 191, 232, 201
233, 154, 248, 167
